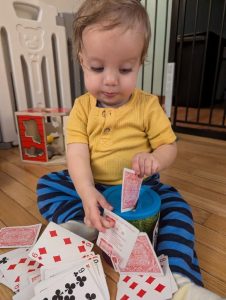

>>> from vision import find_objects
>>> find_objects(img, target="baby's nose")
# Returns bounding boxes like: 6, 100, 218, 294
104, 71, 118, 86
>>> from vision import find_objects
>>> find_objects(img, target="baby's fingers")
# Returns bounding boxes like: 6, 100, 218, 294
132, 155, 141, 176
98, 195, 113, 211
84, 208, 105, 232
151, 157, 159, 174
102, 215, 115, 229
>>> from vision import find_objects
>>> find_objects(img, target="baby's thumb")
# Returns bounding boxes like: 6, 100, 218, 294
98, 196, 113, 211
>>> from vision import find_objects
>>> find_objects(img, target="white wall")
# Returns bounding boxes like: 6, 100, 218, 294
42, 0, 83, 13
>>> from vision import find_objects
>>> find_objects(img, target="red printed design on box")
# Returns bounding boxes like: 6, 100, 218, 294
15, 108, 69, 164
17, 115, 47, 162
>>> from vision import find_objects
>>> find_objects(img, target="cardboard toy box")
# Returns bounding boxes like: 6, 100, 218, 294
15, 108, 69, 164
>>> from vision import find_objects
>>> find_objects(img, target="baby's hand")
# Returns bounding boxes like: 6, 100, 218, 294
82, 187, 114, 232
132, 152, 160, 178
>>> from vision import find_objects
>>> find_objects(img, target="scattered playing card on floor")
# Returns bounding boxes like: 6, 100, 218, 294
1, 249, 41, 291
121, 168, 143, 212
29, 222, 94, 266
0, 224, 42, 248
0, 247, 29, 289
119, 232, 164, 276
117, 255, 176, 300
30, 263, 105, 300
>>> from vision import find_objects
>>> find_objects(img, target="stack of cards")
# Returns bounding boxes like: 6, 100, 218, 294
97, 209, 178, 300
0, 222, 110, 300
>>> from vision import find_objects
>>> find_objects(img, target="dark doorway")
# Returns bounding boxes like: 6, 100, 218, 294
169, 0, 226, 140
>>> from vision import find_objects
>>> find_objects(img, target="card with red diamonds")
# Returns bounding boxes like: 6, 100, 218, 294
116, 256, 174, 300
28, 222, 93, 267
0, 248, 41, 292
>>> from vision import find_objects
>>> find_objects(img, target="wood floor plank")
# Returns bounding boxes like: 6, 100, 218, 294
182, 190, 226, 218
0, 170, 36, 208
106, 276, 118, 300
160, 175, 226, 218
0, 285, 13, 300
0, 190, 41, 226
204, 214, 226, 236
177, 133, 226, 146
163, 167, 226, 195
172, 156, 226, 182
0, 171, 47, 223
0, 158, 38, 192
191, 206, 211, 225
196, 242, 226, 283
0, 220, 6, 227
195, 223, 226, 254
202, 270, 226, 297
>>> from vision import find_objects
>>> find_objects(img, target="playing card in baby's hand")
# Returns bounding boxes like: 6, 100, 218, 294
97, 209, 139, 268
121, 168, 143, 212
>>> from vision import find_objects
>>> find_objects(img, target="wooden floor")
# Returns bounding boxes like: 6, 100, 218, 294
0, 133, 226, 299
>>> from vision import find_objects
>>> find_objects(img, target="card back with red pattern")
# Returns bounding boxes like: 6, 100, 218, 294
121, 168, 142, 212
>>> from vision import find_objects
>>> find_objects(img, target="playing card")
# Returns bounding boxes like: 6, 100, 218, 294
119, 232, 163, 276
12, 284, 36, 300
0, 272, 12, 290
121, 168, 143, 212
110, 254, 120, 272
35, 255, 110, 299
117, 272, 172, 300
0, 224, 41, 248
158, 255, 178, 294
29, 222, 93, 266
96, 209, 139, 268
0, 248, 28, 265
40, 252, 96, 280
152, 216, 159, 249
38, 252, 95, 292
30, 263, 105, 300
0, 248, 42, 292
35, 259, 95, 294
90, 255, 110, 300
34, 268, 71, 295
18, 269, 41, 291
0, 248, 28, 290
41, 259, 86, 281
117, 255, 176, 300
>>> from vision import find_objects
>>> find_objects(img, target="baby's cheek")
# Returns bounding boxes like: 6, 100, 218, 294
84, 75, 99, 94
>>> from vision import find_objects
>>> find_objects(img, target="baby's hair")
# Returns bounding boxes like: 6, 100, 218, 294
73, 0, 151, 64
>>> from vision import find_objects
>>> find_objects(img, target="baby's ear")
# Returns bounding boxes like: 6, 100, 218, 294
78, 52, 83, 66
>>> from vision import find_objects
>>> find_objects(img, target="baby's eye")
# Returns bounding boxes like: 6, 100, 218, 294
90, 66, 104, 73
120, 68, 132, 74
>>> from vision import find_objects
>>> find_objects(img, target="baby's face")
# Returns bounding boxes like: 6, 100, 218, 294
79, 22, 144, 108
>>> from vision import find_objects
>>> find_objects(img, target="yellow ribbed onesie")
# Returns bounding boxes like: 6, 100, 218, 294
66, 89, 176, 185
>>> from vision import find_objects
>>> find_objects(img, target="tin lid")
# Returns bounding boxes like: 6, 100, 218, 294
103, 185, 161, 221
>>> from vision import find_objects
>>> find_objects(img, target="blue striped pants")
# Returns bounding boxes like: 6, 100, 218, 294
37, 170, 203, 286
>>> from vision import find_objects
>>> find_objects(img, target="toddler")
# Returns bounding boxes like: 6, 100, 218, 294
37, 1, 223, 299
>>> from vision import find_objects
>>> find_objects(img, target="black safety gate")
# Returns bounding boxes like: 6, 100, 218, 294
169, 0, 226, 140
